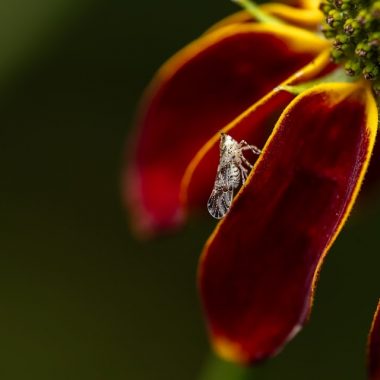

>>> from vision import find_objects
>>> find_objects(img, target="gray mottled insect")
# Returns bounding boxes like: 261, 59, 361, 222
207, 133, 261, 219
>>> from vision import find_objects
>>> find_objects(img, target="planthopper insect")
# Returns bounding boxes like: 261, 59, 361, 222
207, 133, 261, 219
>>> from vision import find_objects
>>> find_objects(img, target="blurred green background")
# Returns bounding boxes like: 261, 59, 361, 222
1, 0, 380, 379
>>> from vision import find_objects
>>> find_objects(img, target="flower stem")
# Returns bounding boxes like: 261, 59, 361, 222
231, 0, 283, 25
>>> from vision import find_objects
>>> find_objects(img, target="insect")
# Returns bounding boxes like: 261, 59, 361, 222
207, 133, 261, 219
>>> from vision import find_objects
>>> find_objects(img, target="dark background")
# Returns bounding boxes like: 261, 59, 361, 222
1, 0, 380, 379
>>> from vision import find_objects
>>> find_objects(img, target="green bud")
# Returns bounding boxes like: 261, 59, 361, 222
320, 0, 380, 94
344, 60, 361, 76
355, 41, 372, 57
363, 62, 379, 80
373, 80, 380, 96
334, 34, 352, 51
327, 9, 345, 28
319, 1, 333, 13
340, 0, 352, 12
331, 48, 345, 62
356, 10, 372, 27
370, 1, 380, 18
321, 21, 338, 38
369, 32, 380, 47
343, 18, 361, 36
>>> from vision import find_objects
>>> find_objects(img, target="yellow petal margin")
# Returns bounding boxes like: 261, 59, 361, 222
206, 4, 323, 33
261, 3, 323, 28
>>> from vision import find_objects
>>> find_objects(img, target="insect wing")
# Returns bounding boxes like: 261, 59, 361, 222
207, 163, 234, 219
207, 187, 233, 219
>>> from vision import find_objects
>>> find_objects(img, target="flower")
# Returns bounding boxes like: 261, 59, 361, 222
124, 0, 379, 366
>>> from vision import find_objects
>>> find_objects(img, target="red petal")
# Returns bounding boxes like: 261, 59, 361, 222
369, 300, 380, 380
199, 82, 378, 364
182, 89, 293, 212
181, 50, 334, 213
124, 23, 327, 235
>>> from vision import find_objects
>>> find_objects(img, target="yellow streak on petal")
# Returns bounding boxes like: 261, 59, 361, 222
261, 3, 323, 28
298, 0, 320, 10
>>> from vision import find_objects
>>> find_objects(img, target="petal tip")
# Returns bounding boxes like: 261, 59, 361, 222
212, 322, 304, 365
212, 336, 249, 365
123, 165, 185, 238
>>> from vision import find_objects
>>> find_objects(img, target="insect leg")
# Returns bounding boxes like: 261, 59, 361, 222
241, 155, 253, 169
239, 165, 248, 183
239, 140, 262, 155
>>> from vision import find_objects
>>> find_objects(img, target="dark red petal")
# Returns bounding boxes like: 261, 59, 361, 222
181, 50, 334, 214
199, 83, 377, 364
182, 90, 293, 212
124, 23, 327, 235
368, 300, 380, 380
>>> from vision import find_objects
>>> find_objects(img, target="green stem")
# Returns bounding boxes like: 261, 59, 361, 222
231, 0, 283, 25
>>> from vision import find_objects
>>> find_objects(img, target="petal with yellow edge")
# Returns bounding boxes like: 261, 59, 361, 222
206, 5, 322, 33
275, 0, 320, 8
125, 23, 328, 235
181, 50, 334, 213
368, 300, 380, 380
297, 0, 320, 9
261, 4, 323, 29
182, 86, 294, 212
199, 82, 378, 364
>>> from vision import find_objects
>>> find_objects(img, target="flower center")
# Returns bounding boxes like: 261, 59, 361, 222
320, 0, 380, 94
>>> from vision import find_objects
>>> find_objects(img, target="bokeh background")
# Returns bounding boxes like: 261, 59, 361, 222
1, 0, 380, 379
